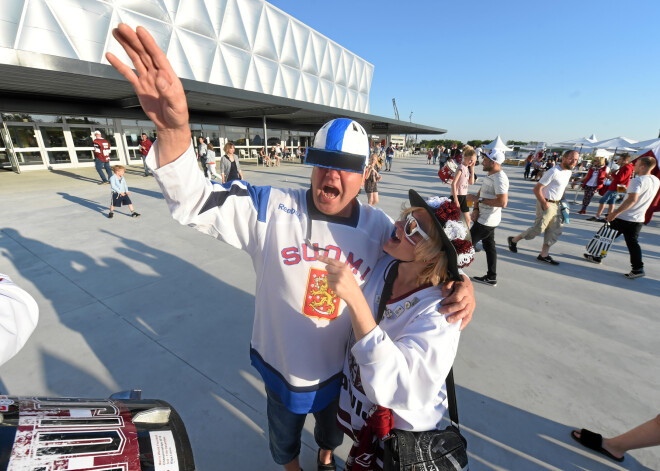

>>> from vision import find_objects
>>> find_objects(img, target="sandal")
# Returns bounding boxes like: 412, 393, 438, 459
570, 429, 624, 463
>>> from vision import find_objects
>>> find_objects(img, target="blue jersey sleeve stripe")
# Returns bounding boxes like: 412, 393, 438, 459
199, 181, 271, 223
324, 118, 352, 152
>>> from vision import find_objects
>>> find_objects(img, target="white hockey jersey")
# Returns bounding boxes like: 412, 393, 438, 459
147, 143, 393, 413
337, 256, 460, 436
0, 274, 39, 366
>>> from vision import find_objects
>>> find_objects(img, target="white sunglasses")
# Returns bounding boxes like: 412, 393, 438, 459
403, 213, 430, 246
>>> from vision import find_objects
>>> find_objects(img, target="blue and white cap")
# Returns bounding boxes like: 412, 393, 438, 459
305, 118, 369, 173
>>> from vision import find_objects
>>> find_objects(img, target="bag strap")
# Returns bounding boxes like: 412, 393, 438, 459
375, 260, 461, 428
375, 261, 399, 323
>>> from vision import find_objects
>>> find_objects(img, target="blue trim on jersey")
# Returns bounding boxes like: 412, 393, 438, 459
200, 181, 271, 223
250, 347, 343, 414
324, 118, 352, 152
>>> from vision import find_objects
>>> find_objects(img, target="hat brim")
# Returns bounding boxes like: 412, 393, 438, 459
408, 189, 468, 282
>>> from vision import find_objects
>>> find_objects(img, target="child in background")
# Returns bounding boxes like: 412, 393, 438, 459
451, 146, 476, 227
109, 165, 140, 218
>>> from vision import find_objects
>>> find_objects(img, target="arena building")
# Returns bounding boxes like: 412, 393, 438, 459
0, 0, 445, 171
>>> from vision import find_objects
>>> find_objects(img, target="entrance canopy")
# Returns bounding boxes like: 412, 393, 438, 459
0, 51, 445, 137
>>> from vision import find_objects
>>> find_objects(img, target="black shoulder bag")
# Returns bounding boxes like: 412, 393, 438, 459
377, 262, 469, 471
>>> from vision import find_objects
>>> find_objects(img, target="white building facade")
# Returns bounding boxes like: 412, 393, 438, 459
0, 0, 375, 170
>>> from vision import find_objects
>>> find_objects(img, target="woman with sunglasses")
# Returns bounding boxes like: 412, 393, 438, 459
318, 190, 474, 470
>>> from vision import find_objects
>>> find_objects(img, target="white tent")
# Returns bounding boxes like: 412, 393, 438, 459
594, 148, 614, 158
551, 134, 598, 149
587, 136, 637, 151
483, 135, 514, 152
631, 137, 660, 150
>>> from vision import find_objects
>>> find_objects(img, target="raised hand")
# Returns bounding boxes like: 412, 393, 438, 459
317, 254, 362, 303
106, 24, 191, 165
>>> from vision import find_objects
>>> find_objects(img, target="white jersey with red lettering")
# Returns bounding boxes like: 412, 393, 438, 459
147, 143, 393, 414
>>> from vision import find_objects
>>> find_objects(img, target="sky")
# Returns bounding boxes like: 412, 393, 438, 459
270, 0, 660, 144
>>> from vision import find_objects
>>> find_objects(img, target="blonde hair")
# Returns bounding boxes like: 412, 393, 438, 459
462, 145, 476, 160
401, 206, 450, 286
593, 157, 605, 166
224, 141, 234, 153
112, 165, 125, 173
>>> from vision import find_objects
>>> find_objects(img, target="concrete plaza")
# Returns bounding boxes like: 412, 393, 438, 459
1, 156, 658, 470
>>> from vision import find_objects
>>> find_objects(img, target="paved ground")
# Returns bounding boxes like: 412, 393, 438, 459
1, 156, 658, 470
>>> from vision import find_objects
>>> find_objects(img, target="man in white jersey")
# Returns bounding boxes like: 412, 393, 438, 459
106, 24, 475, 471
508, 150, 578, 265
468, 149, 509, 286
584, 156, 659, 278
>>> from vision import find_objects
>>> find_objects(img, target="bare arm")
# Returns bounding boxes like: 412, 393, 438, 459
480, 193, 508, 208
106, 24, 191, 167
468, 164, 475, 185
451, 169, 462, 202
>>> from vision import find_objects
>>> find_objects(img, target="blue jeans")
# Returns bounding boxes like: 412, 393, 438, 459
266, 387, 344, 465
95, 159, 112, 182
599, 190, 619, 205
141, 156, 151, 175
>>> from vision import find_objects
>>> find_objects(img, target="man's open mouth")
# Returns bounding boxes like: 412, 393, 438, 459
322, 185, 340, 199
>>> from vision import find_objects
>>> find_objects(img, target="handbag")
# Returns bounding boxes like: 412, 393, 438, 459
377, 262, 469, 471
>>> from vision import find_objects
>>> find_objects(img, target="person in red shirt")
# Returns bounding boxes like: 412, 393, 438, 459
93, 130, 112, 184
588, 153, 634, 222
578, 157, 607, 214
138, 133, 152, 176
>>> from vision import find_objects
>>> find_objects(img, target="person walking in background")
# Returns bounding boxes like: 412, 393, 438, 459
588, 153, 634, 222
93, 130, 112, 184
364, 153, 382, 206
577, 157, 607, 214
523, 152, 534, 179
468, 149, 509, 286
220, 141, 244, 183
451, 146, 476, 227
583, 156, 659, 278
108, 165, 140, 219
507, 150, 578, 266
197, 136, 208, 178
571, 414, 660, 464
384, 142, 394, 171
205, 143, 223, 180
138, 132, 152, 176
432, 145, 440, 165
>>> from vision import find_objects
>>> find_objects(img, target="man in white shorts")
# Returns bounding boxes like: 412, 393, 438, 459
508, 150, 579, 265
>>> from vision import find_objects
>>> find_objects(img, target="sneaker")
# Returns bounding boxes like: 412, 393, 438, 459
578, 210, 587, 215
317, 449, 336, 471
583, 253, 602, 264
131, 212, 140, 218
624, 270, 645, 279
507, 236, 518, 253
596, 217, 607, 223
98, 181, 107, 185
537, 254, 559, 265
108, 212, 114, 219
473, 275, 497, 287
586, 216, 599, 221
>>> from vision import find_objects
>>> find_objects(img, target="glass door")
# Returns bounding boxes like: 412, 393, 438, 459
69, 126, 95, 162
4, 123, 46, 166
39, 125, 72, 164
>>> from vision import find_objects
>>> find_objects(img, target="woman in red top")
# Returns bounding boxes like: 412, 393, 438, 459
578, 157, 607, 214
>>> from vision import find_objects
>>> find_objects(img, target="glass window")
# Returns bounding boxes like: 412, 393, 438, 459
1, 113, 34, 122
7, 125, 38, 148
70, 128, 94, 147
15, 151, 43, 165
0, 150, 10, 166
40, 127, 66, 147
225, 126, 247, 146
76, 150, 94, 162
32, 114, 64, 123
47, 151, 71, 164
65, 116, 101, 124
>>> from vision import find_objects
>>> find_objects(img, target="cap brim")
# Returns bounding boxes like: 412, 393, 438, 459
304, 148, 366, 173
408, 189, 466, 282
